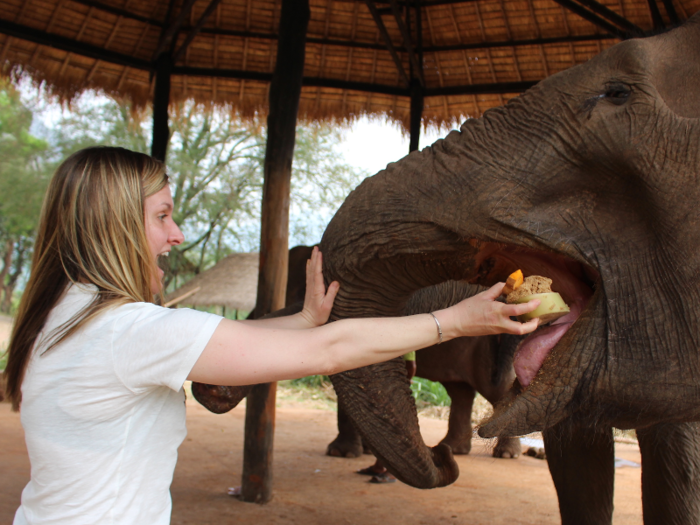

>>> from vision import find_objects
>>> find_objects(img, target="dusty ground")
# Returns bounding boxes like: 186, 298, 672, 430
0, 314, 643, 524
1, 394, 643, 525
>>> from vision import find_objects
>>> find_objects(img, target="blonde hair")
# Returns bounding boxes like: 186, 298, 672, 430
4, 146, 169, 410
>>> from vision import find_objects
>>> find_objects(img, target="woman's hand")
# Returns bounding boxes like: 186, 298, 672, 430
437, 283, 541, 338
299, 246, 340, 328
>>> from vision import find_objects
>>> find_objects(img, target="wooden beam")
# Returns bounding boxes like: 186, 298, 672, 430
0, 19, 151, 69
151, 54, 172, 161
659, 0, 680, 24
152, 0, 199, 60
70, 0, 164, 26
241, 0, 310, 504
388, 0, 424, 86
409, 80, 423, 152
365, 0, 411, 86
425, 80, 538, 96
548, 0, 629, 39
574, 0, 643, 35
172, 0, 225, 63
421, 32, 616, 52
645, 0, 665, 30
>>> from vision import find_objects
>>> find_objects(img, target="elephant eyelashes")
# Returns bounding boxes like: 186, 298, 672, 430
603, 82, 632, 105
581, 82, 631, 116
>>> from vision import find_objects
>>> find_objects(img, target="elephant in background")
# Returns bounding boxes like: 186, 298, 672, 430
327, 280, 524, 460
320, 15, 700, 524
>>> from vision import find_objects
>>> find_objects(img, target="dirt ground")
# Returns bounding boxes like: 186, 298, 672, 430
0, 389, 644, 525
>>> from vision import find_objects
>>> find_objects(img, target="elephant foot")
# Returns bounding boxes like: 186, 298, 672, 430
493, 436, 522, 459
439, 436, 472, 455
326, 434, 364, 458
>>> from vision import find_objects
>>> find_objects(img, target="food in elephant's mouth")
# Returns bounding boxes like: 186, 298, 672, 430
506, 275, 570, 325
486, 261, 589, 390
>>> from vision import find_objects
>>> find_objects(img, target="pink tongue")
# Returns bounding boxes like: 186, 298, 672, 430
514, 322, 572, 388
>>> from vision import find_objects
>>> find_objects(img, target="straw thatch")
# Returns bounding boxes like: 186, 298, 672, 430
2, 0, 693, 131
164, 252, 259, 310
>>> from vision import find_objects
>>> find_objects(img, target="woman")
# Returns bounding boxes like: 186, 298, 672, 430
4, 147, 540, 524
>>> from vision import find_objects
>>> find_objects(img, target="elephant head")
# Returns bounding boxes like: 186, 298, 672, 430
321, 15, 700, 488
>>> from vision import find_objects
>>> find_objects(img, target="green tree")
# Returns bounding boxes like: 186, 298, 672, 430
0, 79, 51, 312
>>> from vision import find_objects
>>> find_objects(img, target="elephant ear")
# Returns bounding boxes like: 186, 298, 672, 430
652, 14, 700, 118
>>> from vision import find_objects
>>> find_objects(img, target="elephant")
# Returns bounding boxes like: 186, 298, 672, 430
318, 14, 700, 524
194, 248, 524, 460
326, 281, 524, 460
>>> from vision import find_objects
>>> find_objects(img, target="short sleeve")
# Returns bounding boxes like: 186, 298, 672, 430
110, 303, 223, 393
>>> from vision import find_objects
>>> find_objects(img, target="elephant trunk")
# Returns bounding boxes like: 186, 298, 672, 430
331, 358, 459, 488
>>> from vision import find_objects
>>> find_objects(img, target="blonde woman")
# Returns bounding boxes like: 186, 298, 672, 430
4, 147, 540, 525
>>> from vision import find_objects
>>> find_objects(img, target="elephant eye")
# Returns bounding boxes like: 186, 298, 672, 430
603, 82, 631, 105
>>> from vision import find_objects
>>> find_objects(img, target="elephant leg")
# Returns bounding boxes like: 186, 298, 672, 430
439, 382, 476, 455
636, 421, 700, 524
326, 399, 364, 458
543, 419, 614, 525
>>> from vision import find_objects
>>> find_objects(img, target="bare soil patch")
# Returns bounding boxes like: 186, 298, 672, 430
1, 387, 643, 524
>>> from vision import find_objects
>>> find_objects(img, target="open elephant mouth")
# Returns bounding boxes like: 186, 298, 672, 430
468, 239, 600, 398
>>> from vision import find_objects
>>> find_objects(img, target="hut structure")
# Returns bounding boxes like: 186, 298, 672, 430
164, 252, 259, 314
1, 0, 694, 504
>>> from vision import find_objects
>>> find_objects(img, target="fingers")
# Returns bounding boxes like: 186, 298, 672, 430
325, 280, 340, 306
502, 299, 540, 317
503, 317, 539, 335
481, 282, 507, 300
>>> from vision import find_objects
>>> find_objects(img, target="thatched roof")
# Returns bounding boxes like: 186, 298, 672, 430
1, 0, 691, 130
164, 252, 259, 310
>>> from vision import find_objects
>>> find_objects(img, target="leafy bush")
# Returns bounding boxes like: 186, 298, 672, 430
410, 377, 452, 408
289, 375, 330, 388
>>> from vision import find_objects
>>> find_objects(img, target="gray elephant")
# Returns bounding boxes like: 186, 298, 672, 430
320, 14, 700, 524
327, 281, 524, 461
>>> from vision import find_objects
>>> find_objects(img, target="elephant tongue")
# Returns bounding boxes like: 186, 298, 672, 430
513, 322, 572, 388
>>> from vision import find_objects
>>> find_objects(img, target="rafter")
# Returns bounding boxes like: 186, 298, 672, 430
152, 0, 199, 60
660, 0, 680, 24
646, 0, 665, 29
575, 0, 643, 35
388, 0, 424, 85
365, 0, 410, 86
549, 0, 629, 39
173, 0, 225, 64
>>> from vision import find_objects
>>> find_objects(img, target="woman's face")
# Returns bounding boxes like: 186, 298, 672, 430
144, 185, 184, 294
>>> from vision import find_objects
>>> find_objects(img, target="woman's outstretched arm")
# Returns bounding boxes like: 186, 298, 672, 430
187, 253, 541, 387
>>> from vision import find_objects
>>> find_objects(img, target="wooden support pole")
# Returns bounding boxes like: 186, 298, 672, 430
240, 0, 310, 504
151, 54, 172, 162
409, 79, 423, 153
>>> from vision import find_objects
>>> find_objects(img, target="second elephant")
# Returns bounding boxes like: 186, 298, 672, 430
326, 281, 523, 460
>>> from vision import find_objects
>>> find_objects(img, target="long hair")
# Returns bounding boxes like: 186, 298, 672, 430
4, 146, 169, 410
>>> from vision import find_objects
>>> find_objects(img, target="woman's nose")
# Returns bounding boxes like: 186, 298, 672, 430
170, 224, 185, 245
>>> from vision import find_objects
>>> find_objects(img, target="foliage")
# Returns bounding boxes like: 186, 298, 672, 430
0, 79, 51, 313
410, 377, 452, 407
289, 374, 331, 389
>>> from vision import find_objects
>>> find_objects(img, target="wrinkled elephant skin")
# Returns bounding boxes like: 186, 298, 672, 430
321, 15, 700, 499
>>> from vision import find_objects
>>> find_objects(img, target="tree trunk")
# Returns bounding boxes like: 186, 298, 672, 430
0, 239, 14, 313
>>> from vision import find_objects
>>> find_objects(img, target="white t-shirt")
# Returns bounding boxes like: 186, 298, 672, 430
14, 283, 222, 525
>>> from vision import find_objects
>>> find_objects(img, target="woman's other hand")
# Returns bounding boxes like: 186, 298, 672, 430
299, 246, 340, 328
